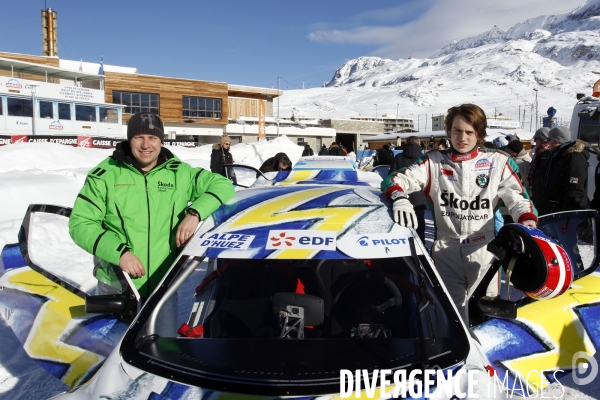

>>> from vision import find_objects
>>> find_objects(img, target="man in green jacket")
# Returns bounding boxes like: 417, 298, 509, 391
69, 112, 235, 309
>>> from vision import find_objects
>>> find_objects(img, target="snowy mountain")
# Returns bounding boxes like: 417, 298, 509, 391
279, 0, 600, 127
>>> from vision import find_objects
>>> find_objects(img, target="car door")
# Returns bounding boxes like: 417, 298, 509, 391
224, 163, 277, 188
468, 210, 600, 396
0, 204, 135, 389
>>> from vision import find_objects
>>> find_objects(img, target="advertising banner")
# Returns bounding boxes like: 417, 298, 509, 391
0, 135, 197, 148
12, 135, 29, 144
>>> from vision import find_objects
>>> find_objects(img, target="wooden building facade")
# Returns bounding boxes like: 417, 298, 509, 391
0, 51, 282, 143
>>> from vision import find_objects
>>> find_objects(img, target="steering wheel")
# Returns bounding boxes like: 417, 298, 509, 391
330, 272, 402, 333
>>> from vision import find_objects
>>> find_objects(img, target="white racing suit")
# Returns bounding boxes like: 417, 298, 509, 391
381, 147, 537, 320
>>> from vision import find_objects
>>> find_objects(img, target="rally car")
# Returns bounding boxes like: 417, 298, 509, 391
0, 161, 598, 399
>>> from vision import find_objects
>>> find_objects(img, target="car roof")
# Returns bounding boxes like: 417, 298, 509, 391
293, 156, 357, 171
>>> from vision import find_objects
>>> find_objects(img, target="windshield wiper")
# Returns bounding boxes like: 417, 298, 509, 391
408, 237, 434, 369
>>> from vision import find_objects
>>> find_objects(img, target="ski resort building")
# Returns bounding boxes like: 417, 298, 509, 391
0, 51, 335, 146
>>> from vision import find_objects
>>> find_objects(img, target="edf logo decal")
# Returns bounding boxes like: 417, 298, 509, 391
266, 230, 336, 250
356, 234, 408, 247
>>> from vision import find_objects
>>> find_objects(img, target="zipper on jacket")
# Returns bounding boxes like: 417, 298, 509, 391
145, 175, 151, 299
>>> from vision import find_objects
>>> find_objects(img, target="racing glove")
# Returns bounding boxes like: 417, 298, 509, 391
390, 191, 418, 229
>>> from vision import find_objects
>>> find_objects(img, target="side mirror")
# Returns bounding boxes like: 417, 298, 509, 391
86, 294, 128, 314
85, 293, 138, 321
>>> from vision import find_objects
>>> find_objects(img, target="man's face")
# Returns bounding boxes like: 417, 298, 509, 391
130, 134, 162, 171
278, 161, 290, 171
548, 138, 562, 152
449, 115, 478, 153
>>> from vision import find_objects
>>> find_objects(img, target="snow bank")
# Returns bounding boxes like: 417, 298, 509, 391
0, 136, 305, 252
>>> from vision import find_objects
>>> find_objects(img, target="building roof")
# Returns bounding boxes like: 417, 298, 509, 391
228, 84, 282, 98
0, 57, 104, 82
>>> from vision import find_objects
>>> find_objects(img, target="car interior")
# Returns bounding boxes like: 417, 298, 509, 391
191, 257, 444, 341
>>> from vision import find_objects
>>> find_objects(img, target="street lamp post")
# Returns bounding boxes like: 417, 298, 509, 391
396, 103, 399, 132
533, 88, 539, 131
374, 103, 377, 119
30, 84, 38, 136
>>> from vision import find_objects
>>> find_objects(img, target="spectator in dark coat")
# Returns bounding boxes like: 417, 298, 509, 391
591, 151, 600, 215
260, 152, 292, 173
428, 135, 435, 150
302, 143, 314, 157
210, 134, 234, 178
540, 126, 589, 215
318, 144, 329, 156
329, 143, 343, 156
389, 136, 427, 242
373, 144, 394, 167
340, 144, 348, 156
527, 128, 551, 212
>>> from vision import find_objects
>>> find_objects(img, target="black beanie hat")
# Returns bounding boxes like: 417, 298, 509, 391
127, 112, 164, 142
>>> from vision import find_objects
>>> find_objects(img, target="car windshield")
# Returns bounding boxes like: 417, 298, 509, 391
121, 255, 469, 396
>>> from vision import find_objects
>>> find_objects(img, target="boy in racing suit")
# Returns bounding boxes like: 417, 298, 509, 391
381, 104, 537, 321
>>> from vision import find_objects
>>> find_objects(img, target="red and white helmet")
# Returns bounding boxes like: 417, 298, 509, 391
493, 224, 573, 300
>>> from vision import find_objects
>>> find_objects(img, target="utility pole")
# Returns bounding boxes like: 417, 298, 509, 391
533, 88, 539, 131
530, 104, 534, 132
277, 75, 280, 137
396, 103, 399, 132
30, 85, 38, 136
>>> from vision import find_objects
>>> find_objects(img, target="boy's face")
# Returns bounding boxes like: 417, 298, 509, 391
449, 115, 478, 153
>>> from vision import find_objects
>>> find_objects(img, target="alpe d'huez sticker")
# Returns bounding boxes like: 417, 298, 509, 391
266, 230, 337, 250
197, 233, 255, 250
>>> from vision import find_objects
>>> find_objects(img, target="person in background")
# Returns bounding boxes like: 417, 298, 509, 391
329, 142, 343, 156
591, 151, 600, 215
540, 126, 589, 215
381, 103, 537, 320
318, 144, 329, 156
527, 128, 551, 213
428, 135, 435, 151
505, 140, 532, 187
260, 152, 292, 173
340, 144, 349, 156
492, 135, 509, 150
389, 136, 427, 243
437, 139, 447, 150
373, 144, 394, 167
302, 143, 314, 157
69, 112, 235, 336
210, 134, 234, 178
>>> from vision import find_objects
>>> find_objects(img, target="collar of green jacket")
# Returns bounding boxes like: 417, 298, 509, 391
111, 141, 175, 174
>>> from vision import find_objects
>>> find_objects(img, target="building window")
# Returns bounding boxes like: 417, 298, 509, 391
100, 107, 118, 123
0, 99, 3, 115
39, 101, 53, 119
297, 138, 305, 144
7, 98, 32, 117
58, 103, 71, 120
112, 91, 159, 115
182, 96, 221, 119
76, 105, 96, 122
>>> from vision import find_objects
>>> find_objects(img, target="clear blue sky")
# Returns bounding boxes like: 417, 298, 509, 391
0, 0, 585, 90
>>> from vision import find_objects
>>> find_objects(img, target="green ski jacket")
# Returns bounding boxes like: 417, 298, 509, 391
69, 143, 235, 298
